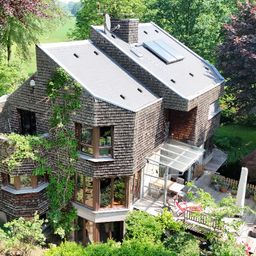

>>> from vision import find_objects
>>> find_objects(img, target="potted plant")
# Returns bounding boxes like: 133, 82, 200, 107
211, 175, 219, 186
219, 180, 229, 193
231, 185, 238, 196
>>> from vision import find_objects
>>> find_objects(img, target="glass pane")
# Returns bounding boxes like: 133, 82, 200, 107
81, 127, 93, 145
84, 177, 93, 208
37, 175, 46, 185
20, 176, 32, 188
76, 174, 84, 204
100, 178, 112, 208
81, 145, 94, 155
99, 127, 112, 146
99, 147, 112, 157
8, 175, 15, 187
113, 177, 125, 206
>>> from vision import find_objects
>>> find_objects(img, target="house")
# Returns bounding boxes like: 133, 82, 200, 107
0, 18, 224, 244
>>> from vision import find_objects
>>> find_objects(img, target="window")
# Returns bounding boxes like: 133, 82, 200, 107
75, 123, 113, 158
208, 100, 221, 120
18, 109, 37, 135
100, 177, 126, 208
3, 174, 47, 190
131, 171, 141, 203
74, 174, 93, 208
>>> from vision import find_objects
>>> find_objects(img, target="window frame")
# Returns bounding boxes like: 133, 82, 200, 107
75, 123, 113, 158
208, 100, 221, 120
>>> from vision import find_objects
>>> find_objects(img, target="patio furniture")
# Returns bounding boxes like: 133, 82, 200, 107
176, 177, 185, 184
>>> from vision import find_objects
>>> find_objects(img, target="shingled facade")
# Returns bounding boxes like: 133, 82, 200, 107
0, 18, 224, 243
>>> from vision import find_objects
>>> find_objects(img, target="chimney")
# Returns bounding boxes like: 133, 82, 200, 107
110, 18, 139, 44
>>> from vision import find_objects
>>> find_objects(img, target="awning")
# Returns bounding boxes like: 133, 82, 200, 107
146, 140, 204, 174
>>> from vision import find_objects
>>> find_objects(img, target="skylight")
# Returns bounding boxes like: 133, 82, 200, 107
143, 40, 184, 64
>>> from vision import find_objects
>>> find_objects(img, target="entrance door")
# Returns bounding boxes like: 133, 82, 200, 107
19, 109, 36, 135
75, 217, 94, 245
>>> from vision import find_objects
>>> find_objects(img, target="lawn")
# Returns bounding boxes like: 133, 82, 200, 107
20, 16, 76, 76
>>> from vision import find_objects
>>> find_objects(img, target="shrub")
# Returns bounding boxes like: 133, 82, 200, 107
44, 242, 86, 256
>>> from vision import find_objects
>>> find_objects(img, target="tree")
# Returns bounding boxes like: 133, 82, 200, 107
217, 2, 256, 115
0, 214, 46, 256
0, 0, 59, 62
143, 0, 238, 62
71, 0, 146, 39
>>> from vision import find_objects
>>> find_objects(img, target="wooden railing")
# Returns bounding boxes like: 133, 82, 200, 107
213, 173, 256, 193
185, 211, 223, 231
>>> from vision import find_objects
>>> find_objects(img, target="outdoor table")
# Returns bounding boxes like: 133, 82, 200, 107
150, 179, 185, 194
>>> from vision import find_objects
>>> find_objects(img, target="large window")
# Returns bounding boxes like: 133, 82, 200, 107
1, 173, 47, 190
100, 177, 126, 208
75, 123, 113, 158
74, 174, 94, 208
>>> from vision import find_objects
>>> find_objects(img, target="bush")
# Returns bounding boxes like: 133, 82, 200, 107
45, 242, 86, 256
211, 239, 246, 256
125, 211, 163, 241
164, 231, 200, 256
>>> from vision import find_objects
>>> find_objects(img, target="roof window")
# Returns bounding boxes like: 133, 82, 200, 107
120, 94, 125, 100
73, 53, 79, 58
143, 40, 184, 64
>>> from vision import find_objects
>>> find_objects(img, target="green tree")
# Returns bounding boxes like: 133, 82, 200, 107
0, 0, 60, 62
143, 0, 238, 62
71, 0, 145, 39
0, 214, 46, 256
217, 1, 256, 115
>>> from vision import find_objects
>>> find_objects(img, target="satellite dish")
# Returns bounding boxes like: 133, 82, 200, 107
104, 14, 111, 33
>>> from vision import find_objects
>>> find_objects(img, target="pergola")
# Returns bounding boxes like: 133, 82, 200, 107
144, 140, 204, 205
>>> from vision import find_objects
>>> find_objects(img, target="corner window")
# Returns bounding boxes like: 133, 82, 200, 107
100, 177, 126, 208
74, 174, 93, 208
75, 123, 113, 158
208, 100, 221, 120
3, 174, 47, 190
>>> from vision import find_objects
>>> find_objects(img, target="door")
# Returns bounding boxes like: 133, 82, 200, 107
19, 109, 36, 135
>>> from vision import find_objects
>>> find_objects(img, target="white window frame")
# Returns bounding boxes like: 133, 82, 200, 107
208, 100, 221, 120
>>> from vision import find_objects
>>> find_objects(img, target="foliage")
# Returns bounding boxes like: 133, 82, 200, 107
0, 0, 60, 62
44, 239, 175, 256
214, 124, 256, 163
44, 68, 82, 239
45, 242, 86, 256
217, 2, 256, 114
71, 0, 145, 39
125, 210, 164, 241
0, 214, 46, 256
164, 231, 200, 256
143, 0, 238, 62
0, 133, 46, 172
0, 62, 26, 96
210, 237, 246, 256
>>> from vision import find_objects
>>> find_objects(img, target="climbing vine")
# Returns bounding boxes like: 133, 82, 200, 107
44, 68, 82, 239
0, 133, 46, 173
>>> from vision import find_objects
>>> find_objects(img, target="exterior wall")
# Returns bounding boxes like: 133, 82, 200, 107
169, 107, 197, 143
90, 28, 189, 111
0, 188, 48, 219
133, 100, 165, 171
194, 85, 224, 146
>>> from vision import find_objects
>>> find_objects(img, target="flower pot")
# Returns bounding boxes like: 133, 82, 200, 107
220, 186, 228, 193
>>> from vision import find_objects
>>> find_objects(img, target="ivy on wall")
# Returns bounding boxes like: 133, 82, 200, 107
43, 68, 82, 239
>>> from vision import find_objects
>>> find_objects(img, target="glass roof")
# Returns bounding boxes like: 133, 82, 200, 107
147, 140, 204, 173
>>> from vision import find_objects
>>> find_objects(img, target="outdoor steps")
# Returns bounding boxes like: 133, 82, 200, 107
204, 148, 227, 172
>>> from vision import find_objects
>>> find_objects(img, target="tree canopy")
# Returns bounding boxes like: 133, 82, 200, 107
217, 1, 256, 114
71, 0, 146, 39
143, 0, 238, 62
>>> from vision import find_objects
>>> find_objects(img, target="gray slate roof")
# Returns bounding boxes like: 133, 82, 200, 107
38, 41, 159, 112
93, 23, 224, 100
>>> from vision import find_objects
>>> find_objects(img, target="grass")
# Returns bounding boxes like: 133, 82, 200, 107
19, 16, 76, 76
